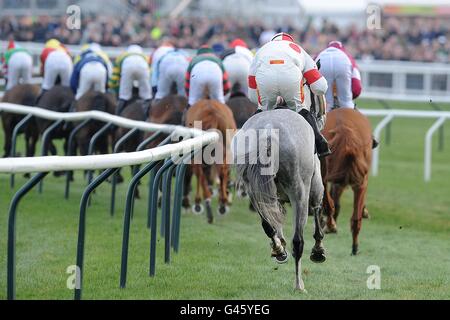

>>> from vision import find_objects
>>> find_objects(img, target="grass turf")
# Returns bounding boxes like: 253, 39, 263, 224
0, 99, 449, 300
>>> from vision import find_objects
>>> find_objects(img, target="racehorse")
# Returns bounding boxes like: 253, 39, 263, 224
73, 90, 116, 157
185, 99, 237, 224
1, 84, 40, 158
226, 88, 257, 129
36, 85, 74, 159
233, 109, 326, 292
321, 108, 373, 255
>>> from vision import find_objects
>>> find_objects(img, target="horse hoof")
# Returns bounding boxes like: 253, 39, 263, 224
324, 225, 337, 234
310, 248, 326, 263
351, 245, 359, 256
192, 204, 204, 215
217, 205, 229, 216
363, 207, 370, 219
236, 187, 248, 198
272, 250, 288, 264
182, 198, 190, 209
294, 279, 306, 293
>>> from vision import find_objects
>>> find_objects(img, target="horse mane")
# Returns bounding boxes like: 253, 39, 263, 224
327, 124, 370, 186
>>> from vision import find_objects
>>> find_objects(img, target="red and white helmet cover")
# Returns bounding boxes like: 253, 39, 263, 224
271, 32, 295, 42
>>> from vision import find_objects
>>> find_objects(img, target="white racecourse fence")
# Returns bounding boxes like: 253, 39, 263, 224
0, 102, 219, 173
0, 103, 447, 181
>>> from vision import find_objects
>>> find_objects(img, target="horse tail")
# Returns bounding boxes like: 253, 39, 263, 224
202, 86, 210, 100
328, 125, 369, 185
234, 127, 283, 230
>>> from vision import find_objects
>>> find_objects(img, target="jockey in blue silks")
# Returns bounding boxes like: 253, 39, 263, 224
70, 44, 112, 100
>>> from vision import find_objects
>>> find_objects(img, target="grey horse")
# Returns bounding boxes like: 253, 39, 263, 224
232, 109, 326, 292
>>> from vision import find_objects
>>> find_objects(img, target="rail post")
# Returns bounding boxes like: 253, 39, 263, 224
149, 159, 176, 277
7, 172, 49, 300
65, 119, 91, 199
110, 128, 140, 216
377, 100, 392, 145
74, 167, 119, 300
119, 160, 162, 288
38, 119, 64, 193
87, 122, 113, 186
10, 114, 34, 189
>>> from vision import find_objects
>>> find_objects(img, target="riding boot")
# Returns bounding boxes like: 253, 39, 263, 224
115, 99, 127, 115
299, 109, 332, 158
372, 136, 379, 149
35, 89, 48, 105
253, 108, 263, 116
142, 99, 152, 119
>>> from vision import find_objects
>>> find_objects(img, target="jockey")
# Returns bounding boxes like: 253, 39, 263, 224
71, 43, 112, 100
185, 46, 231, 107
316, 41, 362, 112
221, 38, 254, 96
109, 44, 152, 115
317, 41, 378, 148
154, 49, 190, 100
248, 33, 331, 157
1, 39, 33, 91
39, 39, 73, 98
150, 40, 175, 95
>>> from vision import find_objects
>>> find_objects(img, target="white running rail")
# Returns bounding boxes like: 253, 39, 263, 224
359, 109, 449, 182
0, 102, 219, 173
0, 103, 447, 181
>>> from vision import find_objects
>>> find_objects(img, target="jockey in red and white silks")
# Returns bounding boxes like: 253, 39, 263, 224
316, 41, 362, 111
248, 33, 331, 157
221, 39, 254, 96
40, 39, 73, 91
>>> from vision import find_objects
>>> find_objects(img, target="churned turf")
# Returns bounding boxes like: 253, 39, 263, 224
0, 99, 449, 300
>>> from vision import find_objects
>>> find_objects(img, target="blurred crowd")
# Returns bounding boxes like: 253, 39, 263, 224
1, 10, 449, 63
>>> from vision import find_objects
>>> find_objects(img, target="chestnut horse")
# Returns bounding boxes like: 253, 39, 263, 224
321, 108, 373, 255
185, 99, 237, 223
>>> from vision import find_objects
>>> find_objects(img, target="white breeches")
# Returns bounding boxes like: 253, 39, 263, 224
42, 50, 73, 90
223, 54, 251, 95
119, 55, 152, 101
317, 49, 354, 111
188, 61, 225, 106
255, 60, 305, 112
76, 61, 107, 99
155, 54, 189, 100
6, 51, 33, 90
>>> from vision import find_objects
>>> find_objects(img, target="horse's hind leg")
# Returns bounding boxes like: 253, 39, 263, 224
261, 219, 288, 264
325, 183, 345, 233
3, 120, 12, 157
310, 205, 326, 263
351, 178, 368, 255
182, 167, 193, 209
217, 163, 230, 215
291, 194, 309, 292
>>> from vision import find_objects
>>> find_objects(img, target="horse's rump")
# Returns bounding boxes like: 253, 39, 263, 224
324, 109, 372, 186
